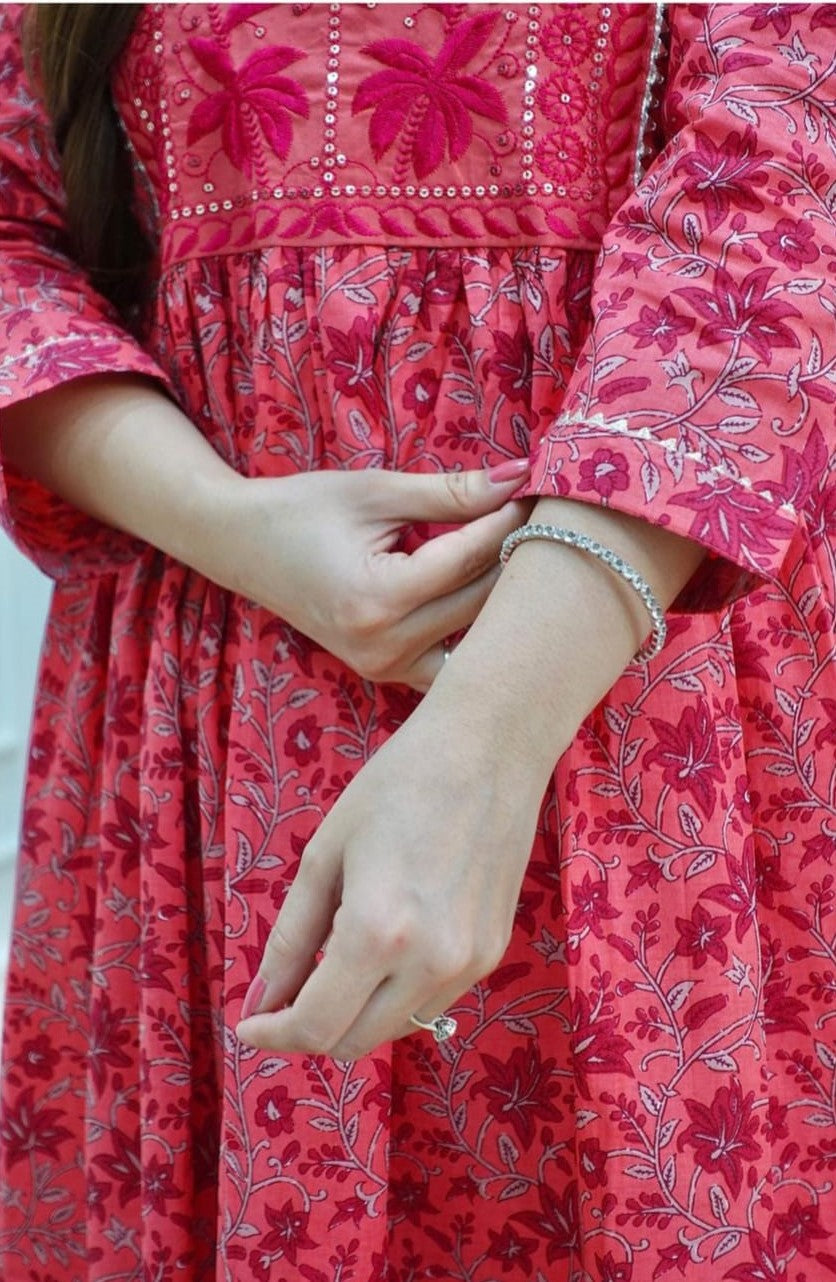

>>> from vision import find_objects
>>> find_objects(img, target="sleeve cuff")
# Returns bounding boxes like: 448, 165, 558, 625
524, 412, 803, 614
1, 339, 175, 581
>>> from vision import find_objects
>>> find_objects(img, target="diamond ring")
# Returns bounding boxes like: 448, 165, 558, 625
409, 1012, 458, 1043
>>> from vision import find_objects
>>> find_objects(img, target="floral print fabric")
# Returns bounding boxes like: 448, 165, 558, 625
1, 5, 835, 1282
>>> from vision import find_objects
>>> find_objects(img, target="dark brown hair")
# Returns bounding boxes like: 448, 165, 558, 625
24, 4, 144, 315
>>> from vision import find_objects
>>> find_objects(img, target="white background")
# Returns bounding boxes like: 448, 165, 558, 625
0, 534, 51, 1027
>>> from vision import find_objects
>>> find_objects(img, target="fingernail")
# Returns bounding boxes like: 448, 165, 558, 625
487, 457, 530, 484
241, 975, 267, 1021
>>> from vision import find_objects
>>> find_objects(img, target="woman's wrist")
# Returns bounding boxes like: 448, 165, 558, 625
426, 541, 612, 788
197, 470, 306, 618
182, 466, 257, 593
425, 498, 706, 788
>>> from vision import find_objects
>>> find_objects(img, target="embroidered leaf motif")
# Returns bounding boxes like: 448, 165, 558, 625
352, 12, 508, 180
186, 38, 309, 175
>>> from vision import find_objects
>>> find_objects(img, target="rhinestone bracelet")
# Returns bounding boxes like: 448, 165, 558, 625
499, 523, 667, 663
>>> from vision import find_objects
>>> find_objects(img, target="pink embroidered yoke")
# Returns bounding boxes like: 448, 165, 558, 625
1, 5, 835, 1281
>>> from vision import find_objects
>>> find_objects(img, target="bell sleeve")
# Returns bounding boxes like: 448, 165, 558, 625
0, 4, 174, 579
526, 3, 836, 613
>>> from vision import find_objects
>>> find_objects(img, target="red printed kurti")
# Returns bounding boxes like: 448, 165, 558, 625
1, 5, 835, 1281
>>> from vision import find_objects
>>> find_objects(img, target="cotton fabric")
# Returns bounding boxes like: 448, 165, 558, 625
0, 5, 835, 1280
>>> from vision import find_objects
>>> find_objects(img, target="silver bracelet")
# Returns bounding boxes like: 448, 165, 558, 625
499, 523, 667, 663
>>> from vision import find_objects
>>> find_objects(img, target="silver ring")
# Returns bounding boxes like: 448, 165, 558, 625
442, 638, 452, 663
409, 1012, 458, 1043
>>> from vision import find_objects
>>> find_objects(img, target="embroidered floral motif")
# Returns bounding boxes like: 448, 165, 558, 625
185, 37, 308, 176
539, 9, 596, 64
352, 11, 508, 181
114, 4, 659, 256
537, 69, 589, 127
535, 128, 588, 182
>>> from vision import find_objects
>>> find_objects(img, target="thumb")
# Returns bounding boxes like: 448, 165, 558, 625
376, 458, 531, 523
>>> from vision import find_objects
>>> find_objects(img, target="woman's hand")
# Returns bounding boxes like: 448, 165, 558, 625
217, 462, 532, 691
1, 378, 530, 690
234, 494, 706, 1060
235, 682, 544, 1060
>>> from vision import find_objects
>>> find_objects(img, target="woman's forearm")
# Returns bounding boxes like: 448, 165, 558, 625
0, 375, 543, 692
431, 495, 706, 786
0, 374, 248, 583
1, 376, 704, 746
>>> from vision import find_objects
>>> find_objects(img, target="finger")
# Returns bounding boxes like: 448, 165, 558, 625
404, 637, 462, 694
236, 920, 387, 1055
372, 460, 531, 524
395, 570, 500, 691
387, 497, 531, 611
239, 842, 340, 1022
327, 970, 470, 1061
408, 633, 459, 694
402, 644, 445, 694
319, 919, 491, 1060
404, 563, 500, 640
